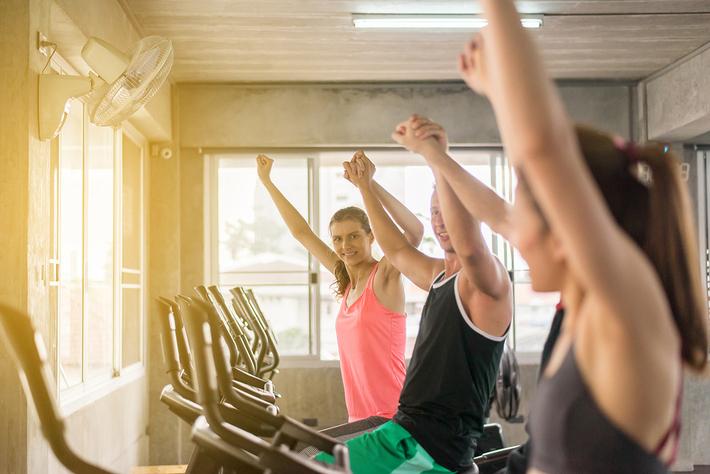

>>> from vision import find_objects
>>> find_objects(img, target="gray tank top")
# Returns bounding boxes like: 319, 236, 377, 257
528, 345, 671, 474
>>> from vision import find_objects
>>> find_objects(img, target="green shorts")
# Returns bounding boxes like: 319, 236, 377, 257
315, 421, 455, 474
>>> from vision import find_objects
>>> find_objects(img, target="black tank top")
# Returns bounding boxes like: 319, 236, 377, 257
393, 271, 508, 471
528, 344, 670, 474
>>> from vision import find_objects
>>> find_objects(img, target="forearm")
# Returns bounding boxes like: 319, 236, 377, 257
422, 145, 512, 240
434, 170, 506, 298
432, 170, 481, 257
371, 180, 424, 246
358, 184, 413, 260
261, 180, 312, 238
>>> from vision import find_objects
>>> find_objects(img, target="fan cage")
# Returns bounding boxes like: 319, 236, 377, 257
87, 36, 173, 127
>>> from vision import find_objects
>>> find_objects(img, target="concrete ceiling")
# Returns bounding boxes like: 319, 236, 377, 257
121, 0, 710, 83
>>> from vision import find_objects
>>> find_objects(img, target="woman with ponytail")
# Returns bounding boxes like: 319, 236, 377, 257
456, 1, 708, 473
257, 153, 423, 422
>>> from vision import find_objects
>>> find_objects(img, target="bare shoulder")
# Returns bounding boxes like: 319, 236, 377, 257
380, 251, 446, 292
457, 272, 513, 339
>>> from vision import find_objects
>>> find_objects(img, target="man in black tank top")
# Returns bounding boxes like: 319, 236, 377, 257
393, 269, 508, 470
316, 139, 513, 473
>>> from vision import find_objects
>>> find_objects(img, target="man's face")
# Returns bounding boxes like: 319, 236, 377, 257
430, 190, 454, 253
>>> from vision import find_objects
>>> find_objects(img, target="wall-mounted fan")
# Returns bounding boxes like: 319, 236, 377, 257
39, 35, 173, 141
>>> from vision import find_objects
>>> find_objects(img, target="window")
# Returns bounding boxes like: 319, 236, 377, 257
52, 56, 146, 401
211, 149, 559, 362
121, 132, 145, 368
212, 155, 315, 357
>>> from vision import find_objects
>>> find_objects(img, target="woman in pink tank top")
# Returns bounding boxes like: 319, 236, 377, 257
257, 152, 423, 421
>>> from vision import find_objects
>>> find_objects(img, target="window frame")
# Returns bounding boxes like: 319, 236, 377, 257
51, 53, 147, 407
118, 123, 148, 375
206, 152, 322, 362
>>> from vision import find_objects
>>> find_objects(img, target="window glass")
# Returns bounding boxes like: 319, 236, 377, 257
217, 156, 311, 355
86, 123, 114, 379
122, 136, 142, 271
53, 56, 146, 398
59, 99, 84, 390
245, 285, 311, 356
218, 157, 309, 269
122, 134, 143, 368
511, 250, 560, 352
121, 287, 141, 366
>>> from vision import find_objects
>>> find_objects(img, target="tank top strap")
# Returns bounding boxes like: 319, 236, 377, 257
654, 369, 683, 466
365, 262, 379, 290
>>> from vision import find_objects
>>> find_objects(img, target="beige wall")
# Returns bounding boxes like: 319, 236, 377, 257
177, 81, 633, 149
645, 44, 710, 141
1, 0, 49, 472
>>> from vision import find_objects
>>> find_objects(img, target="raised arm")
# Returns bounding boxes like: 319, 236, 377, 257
346, 151, 424, 248
372, 181, 424, 247
392, 115, 513, 241
393, 120, 510, 300
256, 154, 340, 274
344, 154, 444, 291
465, 3, 672, 338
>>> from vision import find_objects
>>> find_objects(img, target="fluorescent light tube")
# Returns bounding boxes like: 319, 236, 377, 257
352, 15, 543, 29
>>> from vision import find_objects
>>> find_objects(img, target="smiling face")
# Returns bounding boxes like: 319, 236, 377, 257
430, 190, 454, 254
330, 218, 374, 265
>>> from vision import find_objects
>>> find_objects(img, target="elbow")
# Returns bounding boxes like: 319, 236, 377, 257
290, 226, 312, 242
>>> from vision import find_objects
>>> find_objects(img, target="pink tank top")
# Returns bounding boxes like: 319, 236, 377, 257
335, 262, 407, 422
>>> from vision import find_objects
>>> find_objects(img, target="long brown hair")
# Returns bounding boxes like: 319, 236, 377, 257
520, 125, 708, 370
328, 206, 372, 300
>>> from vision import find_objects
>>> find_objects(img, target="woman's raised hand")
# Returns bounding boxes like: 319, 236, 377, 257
458, 33, 491, 97
256, 154, 274, 183
410, 115, 448, 154
391, 115, 447, 156
343, 151, 375, 189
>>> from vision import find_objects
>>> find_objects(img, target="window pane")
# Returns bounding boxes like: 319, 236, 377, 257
122, 134, 142, 368
122, 287, 141, 367
122, 135, 142, 271
217, 156, 311, 356
86, 123, 114, 379
218, 157, 309, 271
512, 249, 560, 352
248, 285, 310, 356
59, 99, 84, 389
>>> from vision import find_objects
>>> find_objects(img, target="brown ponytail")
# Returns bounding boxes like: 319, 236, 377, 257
575, 126, 708, 371
328, 206, 372, 300
634, 142, 708, 371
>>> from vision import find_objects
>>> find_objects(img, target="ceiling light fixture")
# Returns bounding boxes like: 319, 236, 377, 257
352, 14, 543, 29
